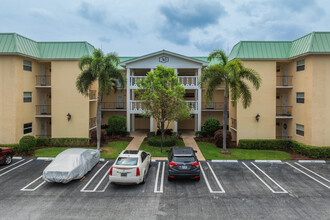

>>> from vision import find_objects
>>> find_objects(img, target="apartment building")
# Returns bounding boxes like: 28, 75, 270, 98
0, 32, 329, 146
228, 32, 330, 146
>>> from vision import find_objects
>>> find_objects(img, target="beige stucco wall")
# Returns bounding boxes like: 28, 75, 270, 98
51, 60, 89, 138
237, 60, 277, 140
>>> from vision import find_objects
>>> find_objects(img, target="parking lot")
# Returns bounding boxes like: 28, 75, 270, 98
0, 158, 329, 219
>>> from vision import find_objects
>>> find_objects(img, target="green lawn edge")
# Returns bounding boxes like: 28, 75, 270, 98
197, 142, 291, 160
34, 141, 130, 159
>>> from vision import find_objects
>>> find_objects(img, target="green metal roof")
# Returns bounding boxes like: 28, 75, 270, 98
229, 32, 330, 61
0, 33, 94, 59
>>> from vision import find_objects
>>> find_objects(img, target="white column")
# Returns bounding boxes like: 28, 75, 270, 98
174, 121, 178, 132
132, 90, 135, 131
126, 68, 130, 132
195, 115, 198, 131
150, 117, 154, 132
197, 68, 202, 131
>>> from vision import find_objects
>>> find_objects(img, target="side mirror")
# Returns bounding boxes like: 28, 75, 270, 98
194, 150, 197, 153
118, 153, 121, 155
166, 150, 169, 153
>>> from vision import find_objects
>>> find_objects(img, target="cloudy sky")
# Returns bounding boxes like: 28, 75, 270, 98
1, 0, 329, 56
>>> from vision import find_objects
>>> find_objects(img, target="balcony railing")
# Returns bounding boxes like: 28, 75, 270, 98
186, 101, 198, 113
36, 105, 51, 115
202, 102, 224, 110
89, 117, 96, 128
129, 76, 199, 88
276, 136, 292, 140
276, 106, 293, 117
102, 102, 126, 110
178, 76, 198, 88
89, 90, 96, 100
231, 118, 237, 129
36, 75, 51, 87
128, 100, 199, 113
276, 75, 293, 87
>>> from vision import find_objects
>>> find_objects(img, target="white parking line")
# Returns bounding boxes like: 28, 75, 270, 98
294, 162, 330, 183
13, 157, 22, 160
242, 162, 288, 193
254, 160, 282, 163
81, 161, 109, 192
154, 162, 165, 193
0, 159, 25, 171
285, 162, 330, 189
298, 160, 326, 163
93, 167, 112, 193
20, 176, 46, 191
200, 163, 225, 193
0, 159, 33, 177
211, 160, 238, 163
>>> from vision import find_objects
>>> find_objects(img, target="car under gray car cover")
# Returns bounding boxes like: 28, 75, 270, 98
43, 148, 100, 184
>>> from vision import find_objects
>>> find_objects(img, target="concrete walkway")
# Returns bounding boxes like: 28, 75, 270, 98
182, 131, 206, 161
124, 131, 146, 150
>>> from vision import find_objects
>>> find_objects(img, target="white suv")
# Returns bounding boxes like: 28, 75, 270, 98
109, 150, 151, 184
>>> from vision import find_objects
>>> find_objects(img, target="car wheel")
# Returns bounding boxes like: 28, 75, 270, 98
4, 155, 12, 165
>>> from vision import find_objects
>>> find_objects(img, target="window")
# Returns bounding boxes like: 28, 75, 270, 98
23, 60, 32, 71
23, 92, 32, 103
296, 92, 304, 103
296, 124, 304, 136
296, 59, 305, 71
276, 65, 280, 72
24, 123, 32, 134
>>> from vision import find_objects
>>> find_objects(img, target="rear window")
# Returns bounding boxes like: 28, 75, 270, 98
172, 156, 195, 163
116, 157, 138, 165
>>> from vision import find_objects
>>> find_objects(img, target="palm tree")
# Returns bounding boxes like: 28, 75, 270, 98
200, 49, 261, 152
76, 49, 125, 150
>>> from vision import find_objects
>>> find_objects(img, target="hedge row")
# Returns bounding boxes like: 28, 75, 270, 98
0, 144, 19, 148
147, 136, 177, 147
238, 139, 330, 159
36, 138, 89, 147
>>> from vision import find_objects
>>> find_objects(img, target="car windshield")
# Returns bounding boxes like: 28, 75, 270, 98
116, 157, 138, 166
173, 156, 195, 163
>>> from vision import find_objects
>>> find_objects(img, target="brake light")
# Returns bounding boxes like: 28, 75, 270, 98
169, 162, 178, 168
192, 162, 199, 167
109, 167, 113, 176
136, 167, 140, 176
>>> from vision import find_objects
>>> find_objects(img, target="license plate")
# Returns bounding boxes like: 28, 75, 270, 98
121, 173, 127, 177
181, 166, 188, 169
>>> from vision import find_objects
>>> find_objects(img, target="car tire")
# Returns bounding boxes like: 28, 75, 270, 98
4, 155, 12, 165
168, 176, 173, 181
195, 177, 200, 181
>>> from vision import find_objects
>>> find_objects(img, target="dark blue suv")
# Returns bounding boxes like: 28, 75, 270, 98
167, 147, 200, 181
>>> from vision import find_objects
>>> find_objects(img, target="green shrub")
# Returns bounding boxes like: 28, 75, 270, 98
156, 129, 173, 136
195, 130, 208, 138
238, 139, 330, 159
214, 130, 232, 148
90, 129, 107, 143
36, 138, 89, 147
203, 118, 221, 137
19, 135, 37, 154
107, 116, 126, 136
147, 136, 177, 147
172, 132, 182, 138
147, 132, 155, 137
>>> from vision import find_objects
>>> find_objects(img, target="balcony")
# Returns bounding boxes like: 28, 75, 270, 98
101, 102, 126, 111
202, 102, 224, 111
186, 101, 199, 114
128, 100, 199, 114
89, 90, 96, 100
35, 75, 51, 88
89, 117, 96, 129
276, 136, 292, 140
35, 105, 51, 117
276, 106, 293, 119
276, 75, 293, 88
231, 118, 237, 130
129, 76, 198, 89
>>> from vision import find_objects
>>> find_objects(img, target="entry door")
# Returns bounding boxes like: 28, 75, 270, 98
116, 93, 124, 109
41, 93, 47, 114
40, 64, 46, 85
41, 120, 46, 137
282, 122, 288, 138
283, 64, 289, 86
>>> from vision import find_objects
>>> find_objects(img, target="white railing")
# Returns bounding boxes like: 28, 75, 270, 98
186, 101, 198, 113
130, 76, 147, 88
128, 100, 198, 114
178, 76, 198, 88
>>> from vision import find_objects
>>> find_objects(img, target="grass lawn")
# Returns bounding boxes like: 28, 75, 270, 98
34, 141, 130, 159
139, 139, 185, 157
197, 142, 291, 160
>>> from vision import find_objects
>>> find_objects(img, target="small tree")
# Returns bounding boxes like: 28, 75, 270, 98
136, 66, 190, 152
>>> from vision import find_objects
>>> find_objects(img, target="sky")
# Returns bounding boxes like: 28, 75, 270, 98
1, 0, 329, 56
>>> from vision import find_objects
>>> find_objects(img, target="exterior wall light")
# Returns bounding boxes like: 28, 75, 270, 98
67, 113, 71, 121
256, 113, 260, 122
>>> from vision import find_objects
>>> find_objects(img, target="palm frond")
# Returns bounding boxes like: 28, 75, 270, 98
76, 69, 95, 96
207, 49, 228, 66
239, 68, 261, 90
238, 80, 252, 108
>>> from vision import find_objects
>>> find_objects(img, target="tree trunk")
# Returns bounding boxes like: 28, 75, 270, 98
96, 94, 102, 151
160, 119, 164, 153
222, 86, 229, 152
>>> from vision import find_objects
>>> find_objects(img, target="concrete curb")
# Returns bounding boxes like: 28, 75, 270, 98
298, 160, 326, 163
